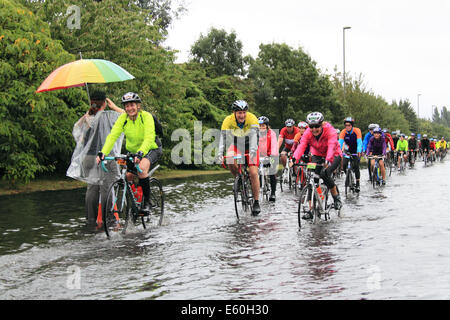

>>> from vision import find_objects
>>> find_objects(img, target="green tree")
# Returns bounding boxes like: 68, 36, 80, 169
393, 99, 419, 133
0, 0, 86, 185
432, 106, 441, 124
190, 28, 248, 78
332, 73, 409, 133
249, 43, 342, 129
133, 0, 187, 34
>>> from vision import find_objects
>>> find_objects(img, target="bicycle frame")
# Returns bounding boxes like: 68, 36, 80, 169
343, 152, 358, 194
225, 154, 254, 218
368, 155, 385, 186
298, 162, 333, 226
259, 156, 271, 201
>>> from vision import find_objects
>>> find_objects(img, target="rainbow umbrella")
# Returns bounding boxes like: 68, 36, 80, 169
36, 59, 134, 93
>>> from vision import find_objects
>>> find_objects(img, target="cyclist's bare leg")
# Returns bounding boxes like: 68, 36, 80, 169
249, 166, 260, 201
330, 186, 338, 197
137, 158, 150, 179
370, 159, 376, 173
280, 151, 287, 168
379, 160, 386, 180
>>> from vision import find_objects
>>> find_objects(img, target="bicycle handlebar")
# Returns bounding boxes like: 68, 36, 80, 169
100, 154, 143, 173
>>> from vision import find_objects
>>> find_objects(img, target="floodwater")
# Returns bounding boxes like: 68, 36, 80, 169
1, 159, 450, 300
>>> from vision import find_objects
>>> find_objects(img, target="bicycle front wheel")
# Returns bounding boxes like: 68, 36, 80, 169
104, 180, 131, 238
372, 166, 378, 188
297, 185, 310, 228
148, 178, 165, 227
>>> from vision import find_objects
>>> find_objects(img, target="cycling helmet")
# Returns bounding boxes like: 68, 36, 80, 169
285, 118, 295, 127
343, 116, 354, 125
383, 128, 389, 133
336, 128, 341, 134
298, 121, 308, 128
423, 134, 428, 138
231, 100, 249, 111
258, 116, 269, 125
121, 92, 141, 104
401, 133, 405, 137
373, 127, 382, 133
368, 123, 377, 130
306, 112, 324, 125
411, 133, 415, 137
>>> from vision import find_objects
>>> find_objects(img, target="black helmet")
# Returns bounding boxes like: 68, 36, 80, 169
121, 92, 141, 104
231, 100, 249, 111
258, 116, 269, 125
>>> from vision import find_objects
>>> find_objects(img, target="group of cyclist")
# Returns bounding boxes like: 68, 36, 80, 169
217, 99, 449, 218
218, 100, 345, 216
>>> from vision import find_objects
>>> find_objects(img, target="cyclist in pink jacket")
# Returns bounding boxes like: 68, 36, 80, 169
292, 112, 343, 217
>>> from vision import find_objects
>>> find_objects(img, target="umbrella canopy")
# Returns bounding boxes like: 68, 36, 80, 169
36, 59, 134, 93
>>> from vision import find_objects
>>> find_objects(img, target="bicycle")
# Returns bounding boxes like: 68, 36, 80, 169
259, 156, 272, 201
384, 151, 394, 177
297, 162, 341, 228
397, 151, 406, 173
293, 161, 307, 195
226, 154, 254, 219
343, 152, 359, 196
100, 153, 164, 238
408, 149, 416, 168
422, 150, 430, 167
368, 155, 385, 188
280, 152, 293, 192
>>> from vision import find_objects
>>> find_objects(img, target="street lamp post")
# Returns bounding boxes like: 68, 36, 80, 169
343, 26, 351, 103
417, 93, 421, 118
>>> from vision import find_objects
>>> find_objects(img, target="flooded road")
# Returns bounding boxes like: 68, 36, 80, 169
1, 160, 450, 300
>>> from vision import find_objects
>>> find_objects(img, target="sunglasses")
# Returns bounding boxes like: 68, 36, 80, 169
345, 124, 352, 127
309, 124, 322, 129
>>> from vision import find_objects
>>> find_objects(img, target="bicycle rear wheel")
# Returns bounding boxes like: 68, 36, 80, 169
104, 180, 131, 238
148, 178, 165, 227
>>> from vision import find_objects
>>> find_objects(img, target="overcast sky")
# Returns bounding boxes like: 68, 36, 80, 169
165, 0, 450, 120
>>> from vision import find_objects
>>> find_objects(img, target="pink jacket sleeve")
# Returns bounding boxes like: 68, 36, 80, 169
326, 129, 338, 162
269, 130, 279, 156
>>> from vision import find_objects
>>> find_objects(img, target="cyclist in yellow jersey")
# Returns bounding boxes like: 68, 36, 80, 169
96, 92, 161, 215
218, 100, 261, 215
436, 137, 447, 158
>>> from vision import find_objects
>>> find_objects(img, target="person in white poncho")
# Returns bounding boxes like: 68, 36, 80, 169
66, 91, 124, 227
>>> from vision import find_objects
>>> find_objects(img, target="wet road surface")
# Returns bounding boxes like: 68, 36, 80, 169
1, 160, 450, 299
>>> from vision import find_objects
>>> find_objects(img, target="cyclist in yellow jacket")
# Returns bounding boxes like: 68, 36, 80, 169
96, 92, 162, 214
396, 134, 408, 169
217, 100, 261, 215
436, 137, 447, 158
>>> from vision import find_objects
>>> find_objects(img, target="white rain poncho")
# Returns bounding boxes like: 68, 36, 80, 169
66, 110, 124, 185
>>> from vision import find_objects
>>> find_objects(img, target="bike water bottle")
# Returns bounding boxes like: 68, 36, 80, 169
317, 185, 325, 200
